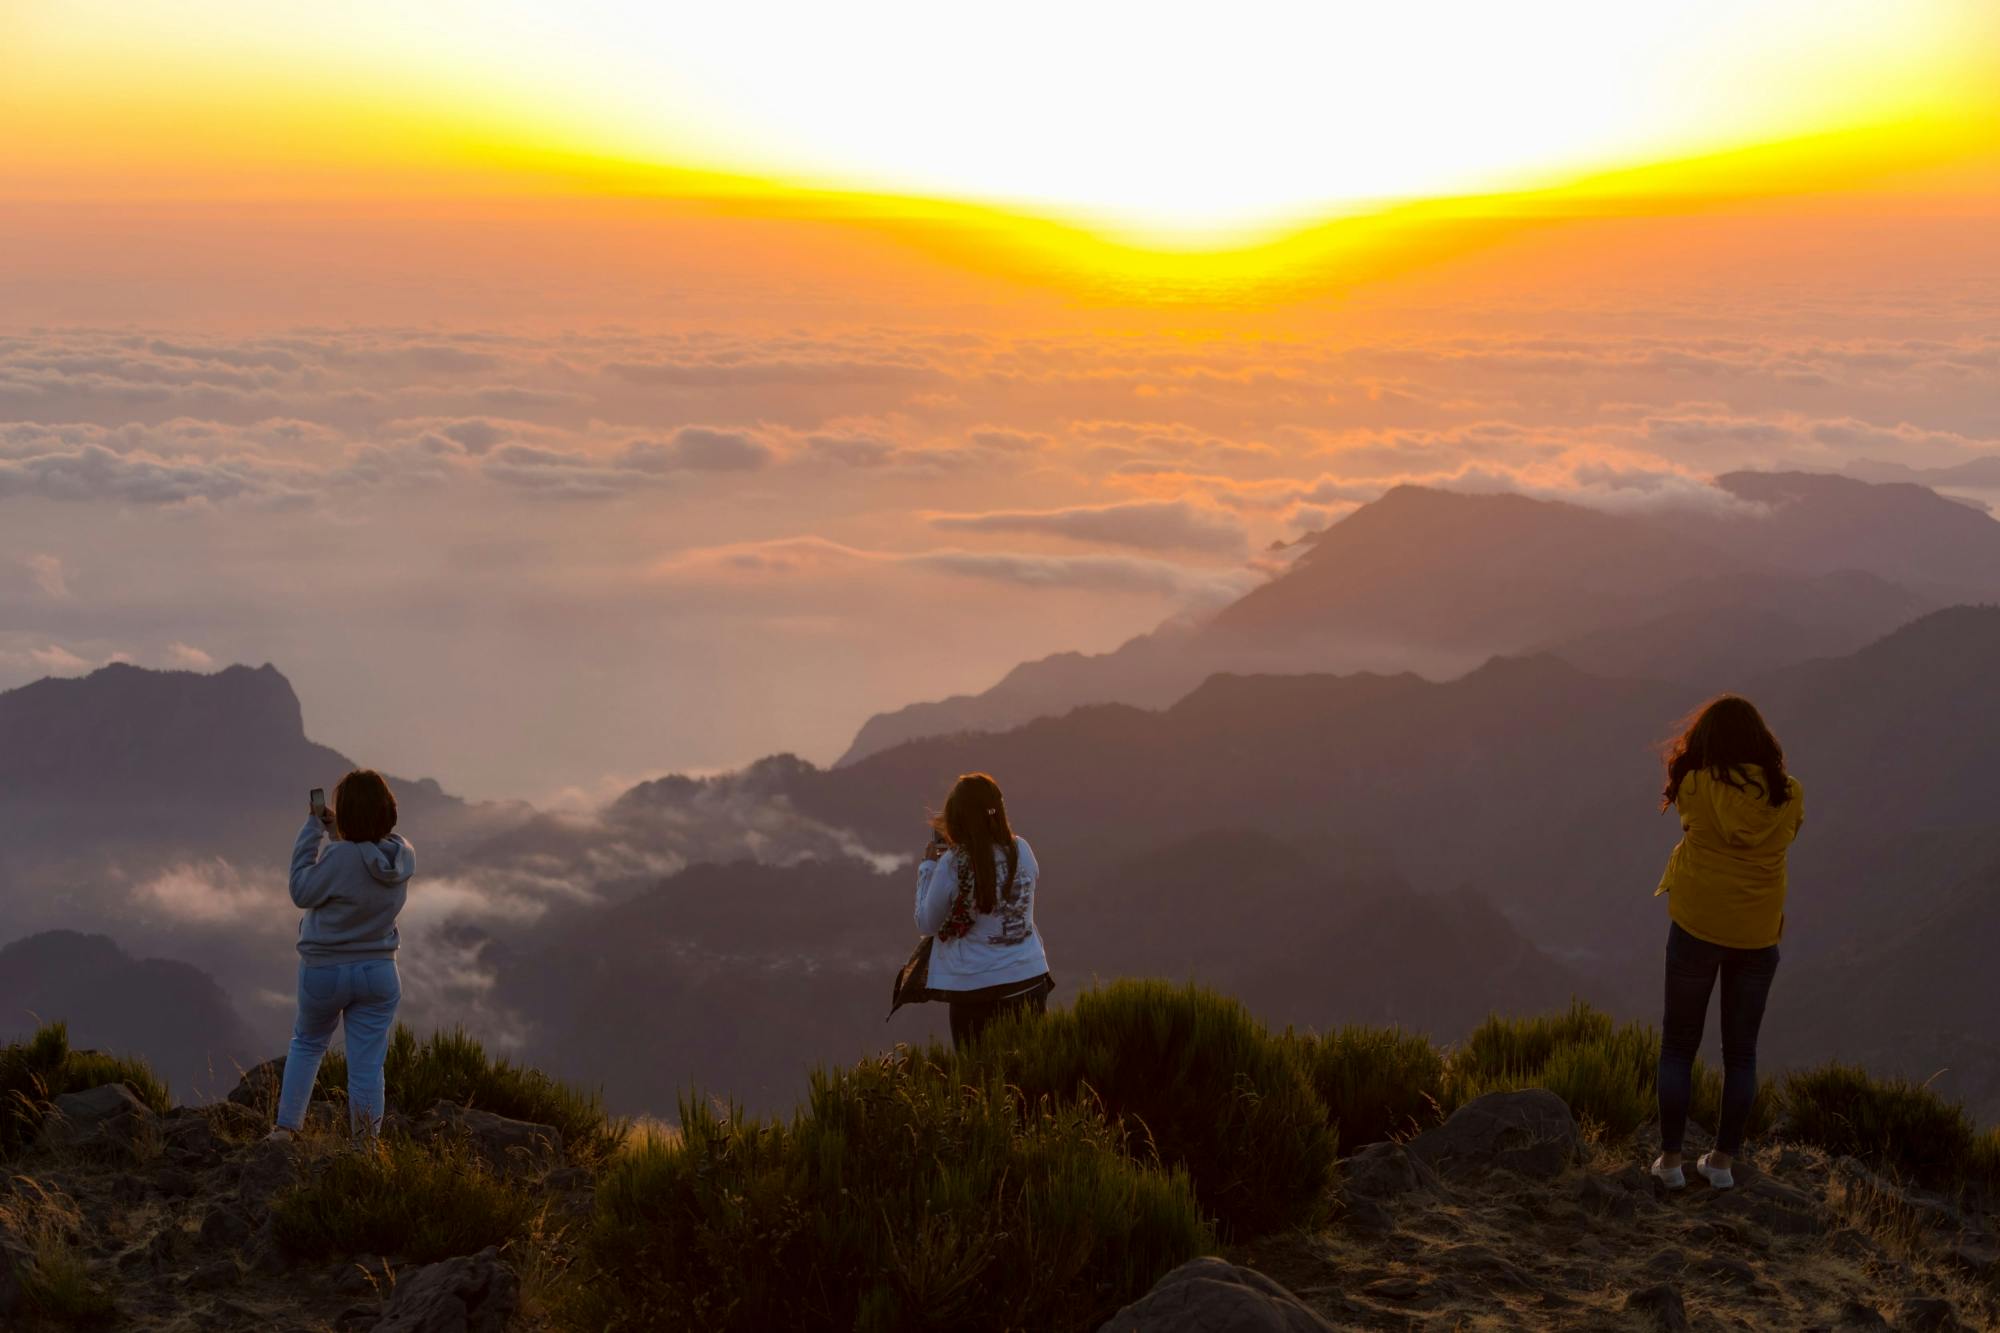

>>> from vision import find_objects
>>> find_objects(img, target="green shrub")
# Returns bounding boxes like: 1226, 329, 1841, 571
271, 1134, 541, 1263
578, 1048, 1208, 1332
0, 1023, 170, 1156
318, 1026, 625, 1166
1779, 1063, 1998, 1194
1293, 1025, 1445, 1148
1447, 1002, 1772, 1143
963, 980, 1335, 1237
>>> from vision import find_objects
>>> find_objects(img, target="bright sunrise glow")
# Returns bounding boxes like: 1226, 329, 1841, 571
6, 0, 1999, 244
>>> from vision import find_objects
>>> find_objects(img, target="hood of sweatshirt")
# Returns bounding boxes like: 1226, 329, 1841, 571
357, 834, 416, 886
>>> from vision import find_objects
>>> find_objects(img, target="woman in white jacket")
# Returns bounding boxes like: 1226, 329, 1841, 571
914, 771, 1052, 1048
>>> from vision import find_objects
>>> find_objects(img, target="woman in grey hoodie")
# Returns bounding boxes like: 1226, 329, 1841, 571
270, 768, 413, 1139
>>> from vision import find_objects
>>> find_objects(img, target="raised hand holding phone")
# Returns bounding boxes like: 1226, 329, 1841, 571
309, 787, 333, 835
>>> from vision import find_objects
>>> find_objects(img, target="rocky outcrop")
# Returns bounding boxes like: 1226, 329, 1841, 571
36, 1081, 157, 1156
1408, 1088, 1581, 1180
1095, 1257, 1337, 1333
369, 1246, 518, 1333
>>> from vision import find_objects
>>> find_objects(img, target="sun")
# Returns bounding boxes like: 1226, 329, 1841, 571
6, 0, 1998, 247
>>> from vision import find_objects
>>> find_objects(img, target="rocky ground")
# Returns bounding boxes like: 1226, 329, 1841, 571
0, 1077, 551, 1332
3, 1081, 1994, 1331
1169, 1091, 2000, 1332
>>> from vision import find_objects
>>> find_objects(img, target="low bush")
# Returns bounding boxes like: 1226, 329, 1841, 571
271, 1134, 542, 1263
1448, 1002, 1772, 1142
318, 1025, 625, 1166
964, 980, 1336, 1238
578, 1048, 1208, 1332
0, 1023, 170, 1156
1293, 1025, 1446, 1148
1779, 1063, 1999, 1195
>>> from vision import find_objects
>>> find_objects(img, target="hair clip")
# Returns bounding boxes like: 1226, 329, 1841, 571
986, 807, 997, 815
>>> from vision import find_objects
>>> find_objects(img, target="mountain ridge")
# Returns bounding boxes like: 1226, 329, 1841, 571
837, 471, 1997, 765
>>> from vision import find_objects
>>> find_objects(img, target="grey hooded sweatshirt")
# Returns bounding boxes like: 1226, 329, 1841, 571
289, 814, 414, 963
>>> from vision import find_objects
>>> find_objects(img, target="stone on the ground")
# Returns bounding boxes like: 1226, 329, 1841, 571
420, 1102, 563, 1169
227, 1057, 286, 1108
36, 1081, 158, 1154
197, 1202, 256, 1251
232, 1135, 302, 1201
1896, 1296, 1965, 1332
1706, 1172, 1829, 1237
1836, 1299, 1890, 1328
1624, 1282, 1689, 1332
1341, 1141, 1446, 1202
1095, 1257, 1337, 1333
370, 1246, 519, 1333
1574, 1173, 1637, 1223
162, 1111, 222, 1165
1435, 1243, 1533, 1289
1407, 1089, 1580, 1180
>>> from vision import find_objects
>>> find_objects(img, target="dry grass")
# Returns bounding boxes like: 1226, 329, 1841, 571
0, 1176, 117, 1325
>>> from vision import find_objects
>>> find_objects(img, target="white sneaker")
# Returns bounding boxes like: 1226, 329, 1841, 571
1696, 1152, 1735, 1189
1651, 1156, 1686, 1190
265, 1127, 297, 1143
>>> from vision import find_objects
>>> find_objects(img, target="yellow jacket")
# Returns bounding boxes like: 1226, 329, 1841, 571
1655, 765, 1803, 949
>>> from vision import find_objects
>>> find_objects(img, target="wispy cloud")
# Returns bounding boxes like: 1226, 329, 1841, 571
927, 498, 1247, 554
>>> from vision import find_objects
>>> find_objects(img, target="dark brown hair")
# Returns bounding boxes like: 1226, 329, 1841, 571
931, 772, 1019, 915
1661, 696, 1791, 811
334, 769, 398, 844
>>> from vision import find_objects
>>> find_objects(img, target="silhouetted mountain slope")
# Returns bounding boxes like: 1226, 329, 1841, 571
1210, 485, 1716, 645
839, 474, 1995, 762
1707, 471, 2000, 595
0, 663, 470, 936
1539, 570, 1930, 685
501, 829, 1584, 1116
1848, 453, 2000, 490
801, 608, 2000, 976
808, 655, 1686, 957
0, 930, 256, 1099
494, 857, 929, 1112
1774, 855, 2000, 1123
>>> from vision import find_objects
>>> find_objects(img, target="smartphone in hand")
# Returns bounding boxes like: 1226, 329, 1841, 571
309, 788, 330, 831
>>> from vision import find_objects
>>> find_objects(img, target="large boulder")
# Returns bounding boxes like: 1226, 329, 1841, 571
1408, 1089, 1580, 1180
1095, 1257, 1338, 1333
420, 1103, 563, 1171
36, 1082, 158, 1156
370, 1246, 518, 1333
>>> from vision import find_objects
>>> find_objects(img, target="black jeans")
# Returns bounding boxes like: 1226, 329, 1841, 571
947, 975, 1052, 1050
1658, 922, 1779, 1156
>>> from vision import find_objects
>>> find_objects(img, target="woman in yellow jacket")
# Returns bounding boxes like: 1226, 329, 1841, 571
1652, 695, 1803, 1192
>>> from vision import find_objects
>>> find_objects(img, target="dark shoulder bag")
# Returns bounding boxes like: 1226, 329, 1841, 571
887, 935, 935, 1020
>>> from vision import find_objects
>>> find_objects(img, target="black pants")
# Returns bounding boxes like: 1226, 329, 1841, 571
947, 975, 1052, 1050
1658, 922, 1780, 1156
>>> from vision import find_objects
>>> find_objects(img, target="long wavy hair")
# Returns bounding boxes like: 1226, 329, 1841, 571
1660, 696, 1791, 811
931, 772, 1019, 914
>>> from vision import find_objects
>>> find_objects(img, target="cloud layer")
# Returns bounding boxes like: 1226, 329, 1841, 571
3, 312, 1997, 796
